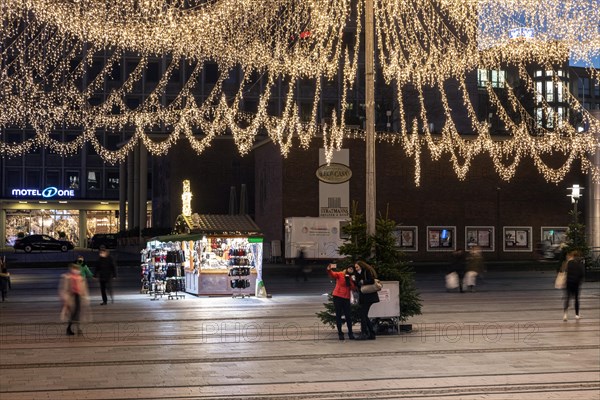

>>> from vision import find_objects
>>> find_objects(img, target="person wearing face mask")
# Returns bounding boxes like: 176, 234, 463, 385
75, 255, 93, 281
354, 260, 380, 340
326, 263, 357, 341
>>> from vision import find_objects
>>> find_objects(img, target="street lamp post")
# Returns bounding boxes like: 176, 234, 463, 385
567, 184, 584, 223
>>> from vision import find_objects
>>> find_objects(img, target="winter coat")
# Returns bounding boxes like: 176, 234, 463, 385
59, 271, 91, 322
355, 268, 380, 305
0, 272, 11, 292
327, 269, 356, 299
94, 255, 117, 281
566, 258, 585, 286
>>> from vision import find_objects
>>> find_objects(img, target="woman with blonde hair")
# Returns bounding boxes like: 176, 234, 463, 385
354, 260, 380, 340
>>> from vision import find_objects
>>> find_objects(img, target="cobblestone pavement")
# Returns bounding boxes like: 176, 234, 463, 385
0, 266, 598, 400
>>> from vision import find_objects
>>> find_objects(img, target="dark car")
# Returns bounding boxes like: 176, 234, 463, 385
13, 234, 75, 253
88, 234, 118, 250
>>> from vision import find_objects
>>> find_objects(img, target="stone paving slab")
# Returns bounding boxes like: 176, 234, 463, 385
0, 268, 598, 399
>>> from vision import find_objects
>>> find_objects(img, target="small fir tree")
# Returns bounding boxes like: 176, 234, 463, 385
316, 203, 368, 328
316, 203, 422, 327
372, 208, 422, 322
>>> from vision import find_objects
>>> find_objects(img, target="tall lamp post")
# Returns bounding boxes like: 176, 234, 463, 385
567, 184, 584, 223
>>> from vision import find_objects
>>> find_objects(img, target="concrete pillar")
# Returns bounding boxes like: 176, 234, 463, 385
587, 110, 600, 252
127, 151, 135, 232
79, 210, 87, 248
0, 208, 6, 250
119, 161, 127, 232
139, 144, 148, 234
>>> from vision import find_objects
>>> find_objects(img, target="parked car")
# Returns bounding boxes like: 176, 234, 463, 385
88, 233, 118, 250
13, 234, 75, 253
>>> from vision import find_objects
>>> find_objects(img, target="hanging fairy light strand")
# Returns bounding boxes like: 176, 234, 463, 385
1, 0, 599, 184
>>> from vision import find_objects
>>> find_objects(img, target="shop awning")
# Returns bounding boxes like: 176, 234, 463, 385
170, 213, 263, 237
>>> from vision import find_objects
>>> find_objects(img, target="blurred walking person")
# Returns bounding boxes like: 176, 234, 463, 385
94, 246, 117, 305
0, 259, 11, 302
464, 246, 484, 291
563, 250, 585, 321
59, 263, 90, 335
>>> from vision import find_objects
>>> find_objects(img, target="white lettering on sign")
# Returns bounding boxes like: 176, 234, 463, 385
11, 187, 75, 198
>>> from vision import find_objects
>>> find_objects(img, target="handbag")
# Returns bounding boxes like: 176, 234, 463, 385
350, 289, 359, 305
360, 279, 383, 294
554, 271, 567, 289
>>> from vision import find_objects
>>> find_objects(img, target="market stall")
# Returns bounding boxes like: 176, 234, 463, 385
141, 214, 264, 297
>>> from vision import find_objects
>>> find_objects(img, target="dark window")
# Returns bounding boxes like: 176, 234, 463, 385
146, 62, 160, 82
26, 169, 41, 188
106, 171, 119, 190
110, 61, 121, 81
6, 168, 22, 189
205, 63, 219, 84
46, 170, 61, 187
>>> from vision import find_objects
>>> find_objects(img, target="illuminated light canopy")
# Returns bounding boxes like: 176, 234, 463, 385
0, 0, 599, 185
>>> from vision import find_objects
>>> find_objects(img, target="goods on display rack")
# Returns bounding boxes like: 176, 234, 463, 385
142, 214, 264, 297
140, 247, 186, 300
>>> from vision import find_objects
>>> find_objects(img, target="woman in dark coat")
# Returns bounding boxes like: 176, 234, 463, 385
563, 250, 585, 321
354, 260, 380, 340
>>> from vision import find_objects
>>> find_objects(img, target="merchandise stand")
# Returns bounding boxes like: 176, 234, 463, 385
142, 214, 264, 298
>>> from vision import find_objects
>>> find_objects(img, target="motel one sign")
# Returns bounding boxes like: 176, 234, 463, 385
11, 187, 75, 198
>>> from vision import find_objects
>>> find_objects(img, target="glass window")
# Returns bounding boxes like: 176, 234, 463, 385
205, 63, 219, 84
557, 70, 564, 77
26, 169, 41, 188
594, 80, 599, 96
546, 107, 554, 128
6, 168, 22, 189
556, 107, 565, 127
534, 70, 542, 77
535, 107, 543, 127
87, 170, 101, 190
535, 82, 543, 104
46, 170, 61, 187
66, 171, 80, 190
106, 171, 119, 190
546, 81, 554, 102
477, 69, 488, 87
146, 61, 160, 82
86, 210, 119, 238
557, 81, 564, 102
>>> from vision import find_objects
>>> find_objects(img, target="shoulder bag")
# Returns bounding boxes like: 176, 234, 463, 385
360, 279, 383, 294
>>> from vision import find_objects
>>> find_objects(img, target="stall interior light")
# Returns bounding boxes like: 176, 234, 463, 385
59, 201, 68, 204
39, 201, 48, 204
100, 201, 109, 205
19, 201, 28, 204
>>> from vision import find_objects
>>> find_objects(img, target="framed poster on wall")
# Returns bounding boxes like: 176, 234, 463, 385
465, 226, 494, 251
503, 226, 532, 252
392, 226, 418, 251
540, 227, 567, 245
426, 226, 456, 251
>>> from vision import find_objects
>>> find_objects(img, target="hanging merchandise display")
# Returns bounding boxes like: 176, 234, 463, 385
141, 234, 263, 297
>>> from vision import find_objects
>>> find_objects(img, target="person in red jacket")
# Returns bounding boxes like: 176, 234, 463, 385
327, 263, 356, 340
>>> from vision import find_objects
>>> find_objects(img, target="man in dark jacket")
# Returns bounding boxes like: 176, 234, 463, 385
563, 250, 585, 321
94, 246, 117, 305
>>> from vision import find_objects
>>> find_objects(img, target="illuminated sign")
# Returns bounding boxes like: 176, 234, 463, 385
316, 163, 352, 184
11, 187, 75, 198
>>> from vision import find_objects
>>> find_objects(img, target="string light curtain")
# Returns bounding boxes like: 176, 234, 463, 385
1, 0, 599, 184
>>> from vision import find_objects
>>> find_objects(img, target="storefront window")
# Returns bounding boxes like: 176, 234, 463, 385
5, 210, 80, 245
86, 211, 119, 239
